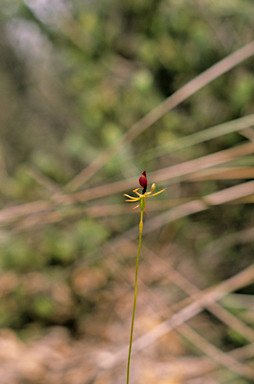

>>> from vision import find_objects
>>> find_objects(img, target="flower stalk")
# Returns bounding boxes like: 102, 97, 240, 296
124, 171, 165, 384
126, 197, 144, 384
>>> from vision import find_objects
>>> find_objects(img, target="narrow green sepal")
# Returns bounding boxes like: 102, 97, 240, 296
140, 196, 145, 212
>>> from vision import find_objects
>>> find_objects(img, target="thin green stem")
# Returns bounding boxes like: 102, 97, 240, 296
127, 206, 144, 384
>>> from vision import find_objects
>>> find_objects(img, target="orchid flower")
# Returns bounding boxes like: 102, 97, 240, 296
124, 170, 166, 214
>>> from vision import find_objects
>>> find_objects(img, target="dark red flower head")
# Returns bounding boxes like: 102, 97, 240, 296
139, 170, 147, 194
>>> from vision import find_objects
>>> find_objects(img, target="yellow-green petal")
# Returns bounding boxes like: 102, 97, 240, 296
148, 188, 166, 197
124, 194, 138, 200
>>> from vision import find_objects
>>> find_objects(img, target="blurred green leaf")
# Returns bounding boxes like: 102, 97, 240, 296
76, 218, 109, 253
32, 295, 54, 320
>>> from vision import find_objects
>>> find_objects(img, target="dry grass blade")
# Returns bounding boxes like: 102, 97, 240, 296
143, 113, 254, 161
187, 167, 254, 181
207, 302, 254, 343
204, 180, 254, 205
240, 127, 254, 141
66, 41, 254, 192
143, 180, 254, 235
67, 141, 254, 204
142, 251, 254, 380
150, 141, 254, 185
178, 323, 254, 380
144, 248, 254, 346
204, 227, 254, 259
2, 164, 253, 234
230, 343, 254, 361
95, 240, 254, 381
0, 120, 253, 231
133, 248, 254, 380
26, 166, 61, 195
130, 263, 254, 355
0, 201, 52, 224
98, 262, 254, 375
85, 180, 254, 272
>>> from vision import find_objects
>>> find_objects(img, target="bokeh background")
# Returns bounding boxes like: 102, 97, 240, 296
1, 0, 254, 383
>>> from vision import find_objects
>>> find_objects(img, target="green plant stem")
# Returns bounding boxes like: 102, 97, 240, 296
127, 206, 144, 384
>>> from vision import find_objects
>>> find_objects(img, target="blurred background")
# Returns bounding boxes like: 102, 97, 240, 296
1, 0, 254, 383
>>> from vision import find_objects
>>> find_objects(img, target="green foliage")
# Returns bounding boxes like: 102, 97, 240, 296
2, 239, 33, 271
76, 218, 110, 253
31, 295, 55, 320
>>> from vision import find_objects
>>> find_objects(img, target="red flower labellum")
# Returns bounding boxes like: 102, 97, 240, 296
139, 170, 147, 193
